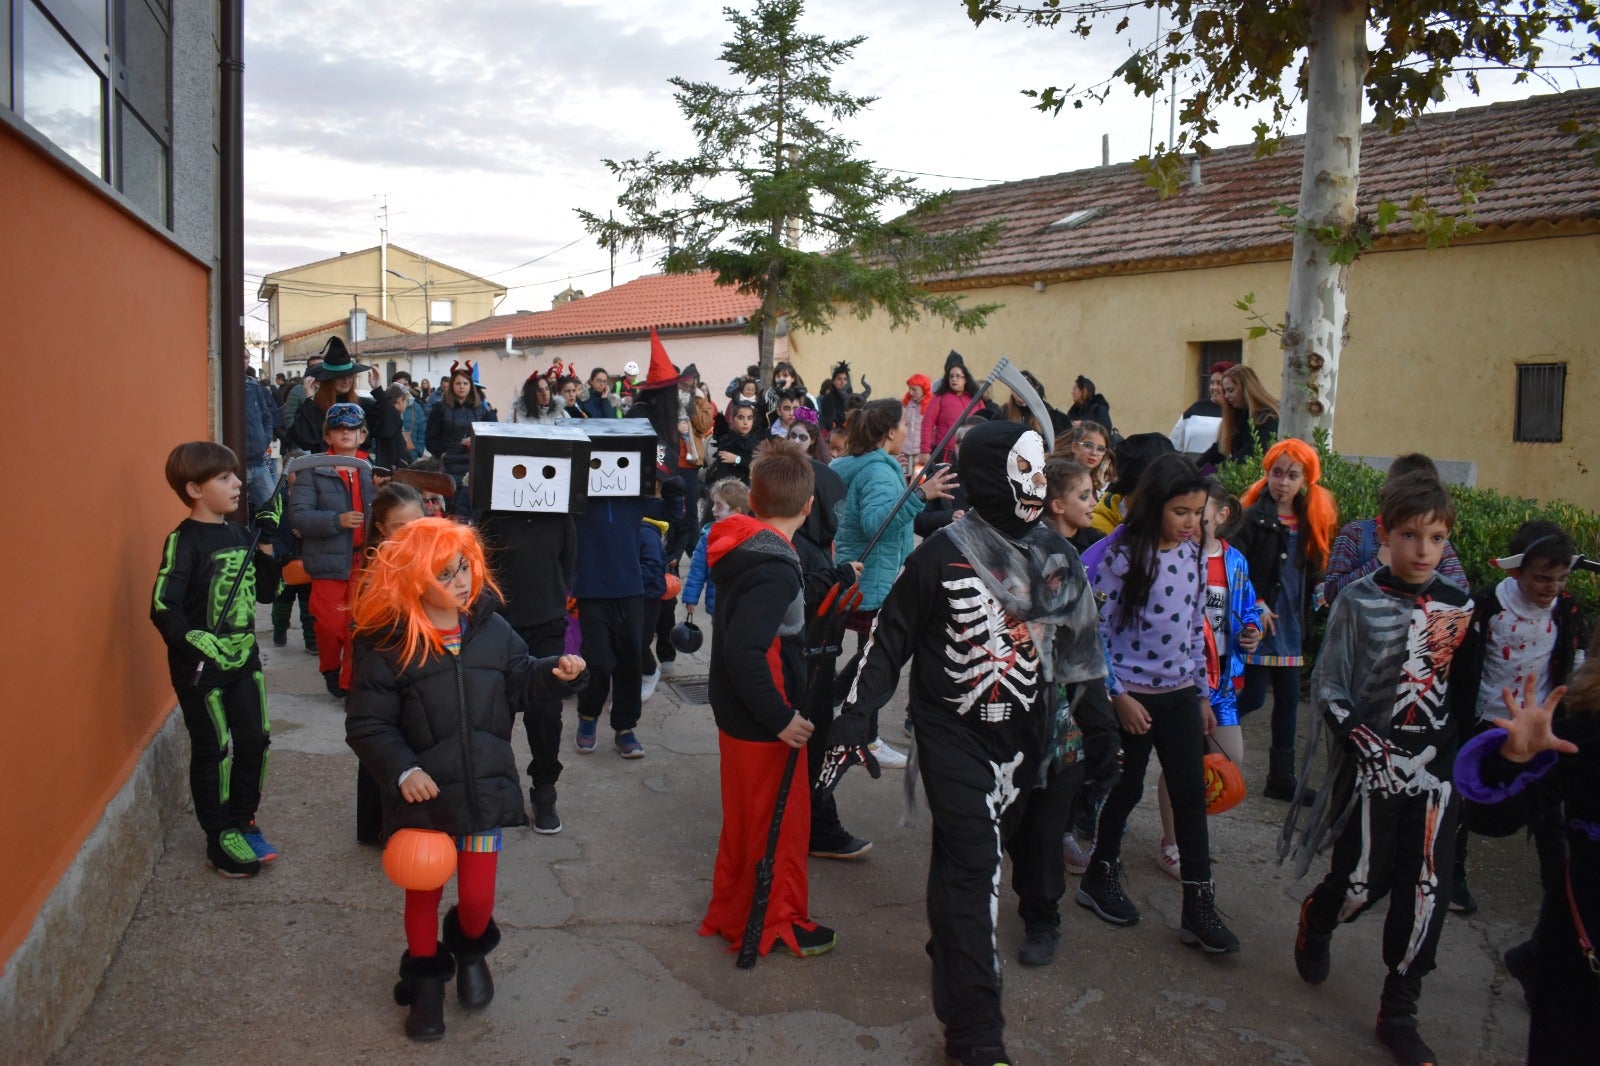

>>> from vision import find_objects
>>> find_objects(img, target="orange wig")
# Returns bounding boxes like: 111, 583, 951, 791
1239, 438, 1338, 572
350, 517, 501, 669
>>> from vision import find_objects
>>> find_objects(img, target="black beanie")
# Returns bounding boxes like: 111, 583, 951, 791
1107, 432, 1176, 496
957, 419, 1048, 540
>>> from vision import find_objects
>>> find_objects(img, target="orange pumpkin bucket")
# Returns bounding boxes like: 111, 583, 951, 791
382, 828, 457, 891
1202, 748, 1247, 815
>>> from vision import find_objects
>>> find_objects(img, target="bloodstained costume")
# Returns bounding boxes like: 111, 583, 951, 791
823, 421, 1113, 1065
1282, 567, 1474, 1059
699, 513, 823, 956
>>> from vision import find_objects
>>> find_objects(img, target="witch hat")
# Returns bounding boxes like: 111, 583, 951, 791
638, 327, 680, 390
309, 335, 372, 380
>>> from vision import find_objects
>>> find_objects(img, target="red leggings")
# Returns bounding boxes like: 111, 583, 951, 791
404, 849, 497, 956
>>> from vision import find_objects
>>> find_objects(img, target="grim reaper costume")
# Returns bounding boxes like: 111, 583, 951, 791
820, 420, 1115, 1066
1281, 566, 1474, 1062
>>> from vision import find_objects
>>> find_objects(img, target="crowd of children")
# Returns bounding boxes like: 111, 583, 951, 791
154, 346, 1594, 1063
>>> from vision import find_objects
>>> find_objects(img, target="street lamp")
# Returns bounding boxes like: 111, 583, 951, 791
386, 268, 431, 351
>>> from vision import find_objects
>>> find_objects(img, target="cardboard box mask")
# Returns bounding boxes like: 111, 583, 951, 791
469, 423, 591, 515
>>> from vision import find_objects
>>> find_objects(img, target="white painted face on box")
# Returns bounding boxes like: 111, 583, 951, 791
490, 454, 573, 513
588, 449, 639, 497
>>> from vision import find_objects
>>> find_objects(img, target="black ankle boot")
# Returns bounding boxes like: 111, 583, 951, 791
442, 907, 501, 1009
1179, 880, 1240, 954
394, 946, 455, 1041
322, 669, 347, 700
1265, 746, 1316, 804
1376, 972, 1435, 1066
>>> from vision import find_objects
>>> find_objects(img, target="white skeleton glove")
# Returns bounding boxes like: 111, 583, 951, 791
1348, 724, 1401, 796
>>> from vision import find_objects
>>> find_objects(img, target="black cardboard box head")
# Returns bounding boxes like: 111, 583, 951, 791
579, 418, 657, 498
470, 422, 591, 515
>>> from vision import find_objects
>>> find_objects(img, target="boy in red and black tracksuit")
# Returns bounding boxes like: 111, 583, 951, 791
699, 441, 836, 958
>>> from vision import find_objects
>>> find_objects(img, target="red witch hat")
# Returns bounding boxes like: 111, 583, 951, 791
638, 327, 680, 390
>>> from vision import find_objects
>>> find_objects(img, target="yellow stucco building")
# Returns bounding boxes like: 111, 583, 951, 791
792, 89, 1599, 508
258, 243, 506, 368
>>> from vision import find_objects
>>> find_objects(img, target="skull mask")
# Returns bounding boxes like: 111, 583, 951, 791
958, 420, 1048, 540
1005, 431, 1048, 524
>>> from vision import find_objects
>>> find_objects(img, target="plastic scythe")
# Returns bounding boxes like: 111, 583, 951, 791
854, 355, 1049, 567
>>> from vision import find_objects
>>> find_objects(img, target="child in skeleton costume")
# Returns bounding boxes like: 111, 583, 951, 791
820, 421, 1114, 1066
1282, 474, 1474, 1066
151, 442, 282, 877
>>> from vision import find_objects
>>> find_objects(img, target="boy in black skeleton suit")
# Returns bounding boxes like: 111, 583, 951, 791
821, 420, 1114, 1066
1281, 474, 1474, 1066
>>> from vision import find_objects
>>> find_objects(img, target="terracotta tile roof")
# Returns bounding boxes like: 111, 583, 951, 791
277, 316, 414, 344
915, 88, 1600, 286
364, 271, 760, 354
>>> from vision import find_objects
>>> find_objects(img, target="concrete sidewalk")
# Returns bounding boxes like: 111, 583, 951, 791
54, 609, 1539, 1064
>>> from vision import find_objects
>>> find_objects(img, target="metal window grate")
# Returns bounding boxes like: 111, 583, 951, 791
1514, 363, 1566, 443
668, 675, 711, 705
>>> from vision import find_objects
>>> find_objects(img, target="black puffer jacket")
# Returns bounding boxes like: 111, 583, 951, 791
426, 398, 494, 480
1230, 493, 1319, 617
346, 611, 585, 838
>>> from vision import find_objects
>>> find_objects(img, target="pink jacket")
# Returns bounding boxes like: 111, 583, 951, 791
920, 389, 972, 459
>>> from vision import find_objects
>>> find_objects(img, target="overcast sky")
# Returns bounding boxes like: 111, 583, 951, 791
243, 0, 1599, 340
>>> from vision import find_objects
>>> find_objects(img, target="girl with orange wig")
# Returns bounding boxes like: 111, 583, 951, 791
345, 517, 587, 1041
1232, 438, 1338, 802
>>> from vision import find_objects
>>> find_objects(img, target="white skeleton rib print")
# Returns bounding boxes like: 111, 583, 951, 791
942, 574, 1040, 722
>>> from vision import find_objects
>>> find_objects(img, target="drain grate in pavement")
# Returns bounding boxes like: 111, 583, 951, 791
668, 674, 711, 705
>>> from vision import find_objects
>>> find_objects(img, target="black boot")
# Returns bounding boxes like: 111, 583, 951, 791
1375, 972, 1436, 1066
1294, 894, 1333, 983
394, 946, 455, 1041
442, 907, 501, 1009
1179, 881, 1240, 954
530, 785, 562, 834
1264, 746, 1316, 805
322, 669, 347, 700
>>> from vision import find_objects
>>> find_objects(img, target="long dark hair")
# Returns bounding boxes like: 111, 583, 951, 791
846, 399, 904, 456
1112, 453, 1209, 631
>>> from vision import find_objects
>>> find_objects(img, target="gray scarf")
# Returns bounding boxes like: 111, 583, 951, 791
943, 512, 1105, 770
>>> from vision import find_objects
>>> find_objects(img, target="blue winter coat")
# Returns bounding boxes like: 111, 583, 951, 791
831, 449, 923, 611
683, 523, 716, 613
243, 377, 280, 464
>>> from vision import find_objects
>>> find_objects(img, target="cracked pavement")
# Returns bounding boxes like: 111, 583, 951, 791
53, 607, 1540, 1064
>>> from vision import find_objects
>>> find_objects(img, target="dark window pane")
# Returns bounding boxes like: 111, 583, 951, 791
1513, 363, 1565, 444
116, 0, 169, 130
117, 97, 166, 224
22, 2, 106, 177
42, 0, 107, 48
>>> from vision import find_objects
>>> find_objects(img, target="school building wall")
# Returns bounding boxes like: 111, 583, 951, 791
790, 231, 1599, 509
0, 119, 210, 1055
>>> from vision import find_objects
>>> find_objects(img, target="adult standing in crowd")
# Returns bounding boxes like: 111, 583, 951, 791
919, 352, 978, 467
1001, 369, 1070, 439
511, 372, 567, 425
816, 361, 860, 435
397, 379, 426, 462
243, 354, 281, 513
279, 353, 320, 443
426, 361, 495, 509
1171, 362, 1231, 456
766, 361, 816, 412
1065, 374, 1112, 430
287, 338, 398, 459
1201, 364, 1279, 467
579, 367, 616, 420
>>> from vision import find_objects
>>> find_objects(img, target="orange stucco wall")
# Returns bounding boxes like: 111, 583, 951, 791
0, 123, 210, 970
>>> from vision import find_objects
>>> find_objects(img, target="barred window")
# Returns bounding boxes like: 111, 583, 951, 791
1514, 363, 1565, 443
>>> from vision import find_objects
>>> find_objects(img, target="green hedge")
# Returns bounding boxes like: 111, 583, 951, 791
1213, 433, 1600, 618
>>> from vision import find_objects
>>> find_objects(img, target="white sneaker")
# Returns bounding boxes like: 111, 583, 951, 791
866, 738, 908, 769
640, 669, 661, 702
1156, 839, 1181, 881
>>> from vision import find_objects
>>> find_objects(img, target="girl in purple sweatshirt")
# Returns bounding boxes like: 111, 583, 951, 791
1075, 454, 1239, 955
